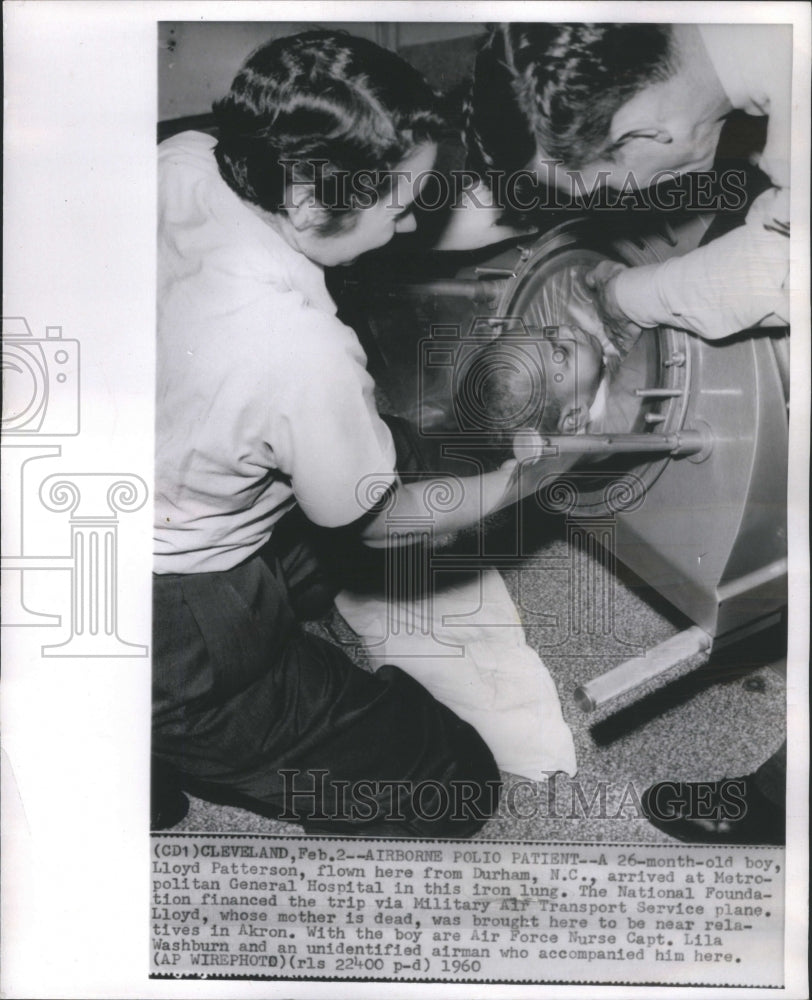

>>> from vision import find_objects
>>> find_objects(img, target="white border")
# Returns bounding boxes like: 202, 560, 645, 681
2, 3, 809, 998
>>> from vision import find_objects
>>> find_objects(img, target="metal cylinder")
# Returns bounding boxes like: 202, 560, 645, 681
574, 625, 712, 712
533, 429, 708, 457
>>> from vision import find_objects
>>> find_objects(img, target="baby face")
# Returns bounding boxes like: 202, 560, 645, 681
462, 322, 604, 458
534, 324, 605, 432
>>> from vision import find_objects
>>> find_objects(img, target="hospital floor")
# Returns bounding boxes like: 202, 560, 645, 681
168, 517, 786, 845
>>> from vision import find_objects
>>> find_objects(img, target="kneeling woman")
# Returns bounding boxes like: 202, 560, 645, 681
153, 30, 575, 836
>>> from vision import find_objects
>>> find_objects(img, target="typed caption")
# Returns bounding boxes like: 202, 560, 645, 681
150, 835, 783, 986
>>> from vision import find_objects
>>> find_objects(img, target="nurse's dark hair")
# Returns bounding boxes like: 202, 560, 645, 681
213, 30, 444, 234
501, 23, 677, 169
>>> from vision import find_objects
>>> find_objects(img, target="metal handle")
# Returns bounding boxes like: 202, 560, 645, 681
536, 428, 708, 457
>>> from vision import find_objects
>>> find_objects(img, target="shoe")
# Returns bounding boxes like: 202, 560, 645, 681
642, 776, 784, 846
151, 764, 190, 830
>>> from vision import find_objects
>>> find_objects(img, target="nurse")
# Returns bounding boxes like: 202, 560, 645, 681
153, 30, 577, 834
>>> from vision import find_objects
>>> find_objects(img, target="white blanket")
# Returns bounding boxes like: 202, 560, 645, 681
335, 566, 577, 781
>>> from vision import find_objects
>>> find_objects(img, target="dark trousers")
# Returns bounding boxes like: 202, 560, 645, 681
152, 534, 500, 836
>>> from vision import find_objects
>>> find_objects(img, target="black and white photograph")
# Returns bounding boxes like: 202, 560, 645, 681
2, 3, 809, 997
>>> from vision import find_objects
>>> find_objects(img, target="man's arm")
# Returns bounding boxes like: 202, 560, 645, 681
608, 22, 791, 341
608, 187, 789, 340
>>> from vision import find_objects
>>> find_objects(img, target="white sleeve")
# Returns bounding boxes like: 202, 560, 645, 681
612, 187, 789, 340
268, 304, 397, 528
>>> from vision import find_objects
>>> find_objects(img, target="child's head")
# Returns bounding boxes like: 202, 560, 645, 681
214, 30, 444, 265
469, 325, 605, 449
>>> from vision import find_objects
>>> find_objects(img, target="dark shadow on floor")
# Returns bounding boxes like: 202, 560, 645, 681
590, 620, 787, 745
